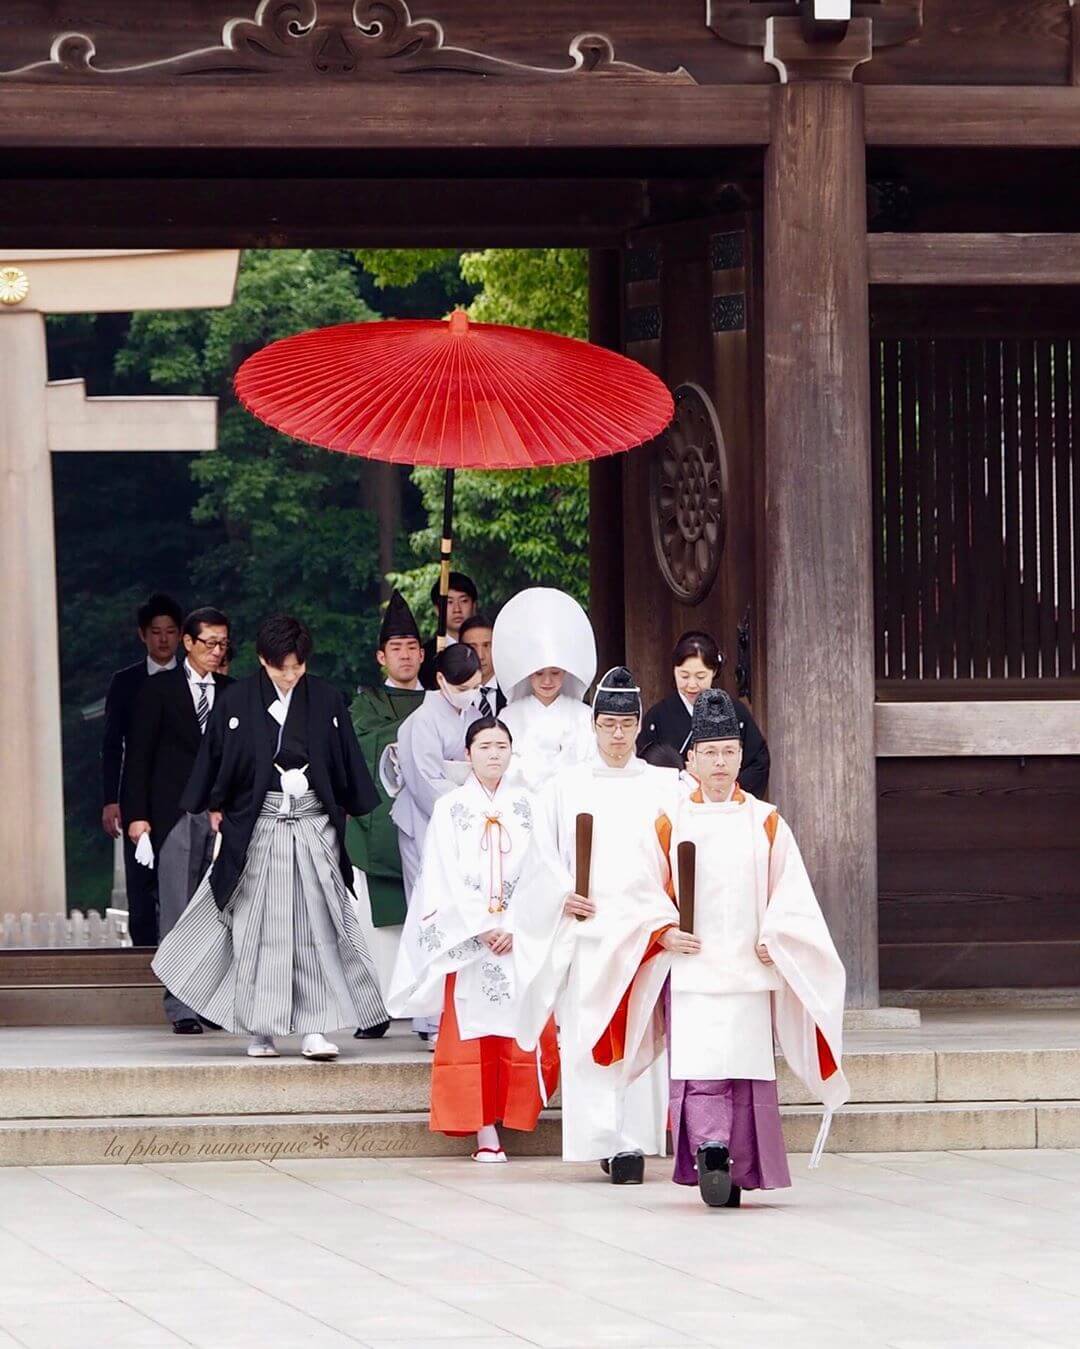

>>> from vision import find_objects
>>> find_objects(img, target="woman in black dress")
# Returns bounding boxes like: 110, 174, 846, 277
638, 630, 770, 796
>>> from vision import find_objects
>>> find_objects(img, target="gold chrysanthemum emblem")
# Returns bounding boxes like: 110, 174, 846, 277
0, 267, 29, 306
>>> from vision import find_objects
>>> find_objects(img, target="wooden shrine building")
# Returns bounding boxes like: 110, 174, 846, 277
2, 1, 1079, 1010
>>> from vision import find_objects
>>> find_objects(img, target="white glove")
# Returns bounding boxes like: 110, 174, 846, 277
134, 832, 155, 870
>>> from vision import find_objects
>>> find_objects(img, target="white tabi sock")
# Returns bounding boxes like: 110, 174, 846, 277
476, 1124, 501, 1153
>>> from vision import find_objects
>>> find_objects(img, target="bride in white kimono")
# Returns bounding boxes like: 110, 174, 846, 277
388, 716, 559, 1161
492, 587, 598, 792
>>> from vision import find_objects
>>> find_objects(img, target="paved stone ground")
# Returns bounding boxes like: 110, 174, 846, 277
0, 1148, 1077, 1348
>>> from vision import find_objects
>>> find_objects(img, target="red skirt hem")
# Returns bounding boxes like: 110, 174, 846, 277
429, 971, 559, 1135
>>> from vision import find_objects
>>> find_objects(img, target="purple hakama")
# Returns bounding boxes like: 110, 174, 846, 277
665, 982, 791, 1191
669, 1076, 791, 1189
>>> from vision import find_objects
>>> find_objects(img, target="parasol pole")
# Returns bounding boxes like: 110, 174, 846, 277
436, 468, 456, 652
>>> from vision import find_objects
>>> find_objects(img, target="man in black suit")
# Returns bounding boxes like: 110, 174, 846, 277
101, 592, 183, 947
418, 571, 479, 689
459, 613, 506, 716
123, 607, 232, 1033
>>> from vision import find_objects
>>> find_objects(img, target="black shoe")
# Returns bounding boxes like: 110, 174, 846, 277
609, 1150, 645, 1185
172, 1018, 203, 1035
695, 1141, 733, 1207
198, 1017, 222, 1031
354, 1020, 391, 1040
416, 1031, 430, 1041
599, 1158, 610, 1176
724, 1183, 742, 1208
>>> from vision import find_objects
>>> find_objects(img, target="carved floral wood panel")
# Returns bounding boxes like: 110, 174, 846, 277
0, 0, 696, 82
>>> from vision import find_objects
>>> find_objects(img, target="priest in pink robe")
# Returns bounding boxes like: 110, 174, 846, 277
661, 688, 850, 1207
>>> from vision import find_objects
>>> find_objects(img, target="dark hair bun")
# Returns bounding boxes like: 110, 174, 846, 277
435, 642, 481, 685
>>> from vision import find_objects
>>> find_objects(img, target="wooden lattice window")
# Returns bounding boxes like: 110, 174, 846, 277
872, 337, 1079, 683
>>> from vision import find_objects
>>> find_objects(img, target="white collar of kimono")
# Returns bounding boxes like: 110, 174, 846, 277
147, 654, 177, 675
591, 755, 647, 778
467, 770, 511, 800
266, 683, 294, 726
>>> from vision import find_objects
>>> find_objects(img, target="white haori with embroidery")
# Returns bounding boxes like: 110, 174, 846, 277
388, 772, 538, 1040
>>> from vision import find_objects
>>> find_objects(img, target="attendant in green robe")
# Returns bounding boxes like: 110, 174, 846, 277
348, 590, 426, 1038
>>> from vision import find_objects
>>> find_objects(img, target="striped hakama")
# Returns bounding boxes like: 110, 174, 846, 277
153, 790, 387, 1036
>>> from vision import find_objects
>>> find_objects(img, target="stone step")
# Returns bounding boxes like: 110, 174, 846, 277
5, 1042, 1079, 1121
0, 985, 163, 1027
3, 1099, 1077, 1168
0, 950, 165, 1026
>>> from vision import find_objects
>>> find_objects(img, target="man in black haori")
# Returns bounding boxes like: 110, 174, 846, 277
153, 614, 388, 1060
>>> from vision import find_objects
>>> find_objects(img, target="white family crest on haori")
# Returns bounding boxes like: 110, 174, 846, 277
388, 772, 539, 1040
493, 588, 599, 791
669, 786, 850, 1165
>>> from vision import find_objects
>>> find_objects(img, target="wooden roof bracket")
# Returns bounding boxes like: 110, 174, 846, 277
706, 2, 923, 55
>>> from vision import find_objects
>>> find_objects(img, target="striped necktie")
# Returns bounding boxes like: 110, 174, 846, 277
478, 686, 493, 717
196, 681, 211, 734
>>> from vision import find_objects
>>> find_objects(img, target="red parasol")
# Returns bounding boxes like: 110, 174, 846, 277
235, 309, 672, 642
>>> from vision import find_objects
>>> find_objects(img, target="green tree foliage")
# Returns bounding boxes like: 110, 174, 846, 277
116, 249, 384, 687
356, 248, 591, 612
390, 464, 590, 621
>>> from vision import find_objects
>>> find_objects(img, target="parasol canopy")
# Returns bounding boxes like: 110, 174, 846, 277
234, 309, 673, 648
233, 309, 672, 469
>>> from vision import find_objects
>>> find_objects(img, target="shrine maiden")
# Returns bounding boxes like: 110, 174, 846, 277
388, 716, 558, 1161
514, 667, 683, 1184
664, 689, 849, 1206
492, 587, 597, 793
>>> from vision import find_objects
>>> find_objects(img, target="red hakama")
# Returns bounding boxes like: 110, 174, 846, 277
430, 972, 559, 1135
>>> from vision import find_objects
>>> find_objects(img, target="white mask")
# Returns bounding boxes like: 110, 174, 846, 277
442, 684, 476, 711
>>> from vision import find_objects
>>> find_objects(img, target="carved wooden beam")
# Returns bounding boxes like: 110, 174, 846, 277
0, 0, 696, 84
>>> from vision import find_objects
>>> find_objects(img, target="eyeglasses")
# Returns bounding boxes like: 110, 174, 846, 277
194, 636, 228, 651
694, 746, 741, 764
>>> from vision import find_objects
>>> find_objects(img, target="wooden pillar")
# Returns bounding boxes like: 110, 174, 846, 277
588, 248, 626, 671
0, 310, 67, 917
763, 28, 878, 1006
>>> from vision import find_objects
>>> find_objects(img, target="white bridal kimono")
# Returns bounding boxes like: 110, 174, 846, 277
387, 773, 539, 1037
500, 693, 595, 793
514, 758, 682, 1161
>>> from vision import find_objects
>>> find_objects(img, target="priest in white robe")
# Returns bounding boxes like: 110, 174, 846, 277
493, 588, 597, 793
388, 715, 558, 1161
514, 667, 689, 1185
663, 688, 849, 1206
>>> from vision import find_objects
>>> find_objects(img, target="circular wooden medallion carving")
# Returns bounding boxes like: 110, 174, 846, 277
650, 382, 727, 604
